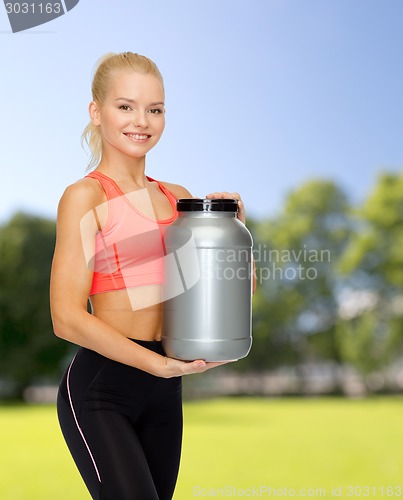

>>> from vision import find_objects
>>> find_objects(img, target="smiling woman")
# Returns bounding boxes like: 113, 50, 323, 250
49, 51, 250, 500
114, 96, 165, 144
81, 52, 166, 171
87, 70, 166, 165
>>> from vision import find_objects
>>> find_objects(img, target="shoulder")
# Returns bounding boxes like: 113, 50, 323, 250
159, 181, 193, 199
57, 177, 105, 217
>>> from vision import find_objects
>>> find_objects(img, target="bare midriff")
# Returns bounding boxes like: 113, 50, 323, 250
90, 284, 164, 341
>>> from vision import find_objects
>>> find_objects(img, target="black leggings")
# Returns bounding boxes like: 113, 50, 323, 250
57, 340, 182, 500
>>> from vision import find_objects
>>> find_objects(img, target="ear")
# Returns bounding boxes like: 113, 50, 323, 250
89, 101, 101, 126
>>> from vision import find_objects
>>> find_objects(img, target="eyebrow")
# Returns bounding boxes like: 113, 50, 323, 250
114, 97, 165, 106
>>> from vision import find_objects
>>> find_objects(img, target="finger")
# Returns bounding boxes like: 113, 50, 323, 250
205, 361, 235, 369
206, 192, 243, 202
183, 359, 233, 373
205, 194, 246, 223
205, 192, 230, 199
182, 359, 207, 374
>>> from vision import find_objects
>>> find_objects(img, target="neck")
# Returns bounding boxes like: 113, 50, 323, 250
97, 151, 148, 187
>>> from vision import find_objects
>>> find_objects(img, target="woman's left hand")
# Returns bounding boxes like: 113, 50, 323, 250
205, 191, 246, 224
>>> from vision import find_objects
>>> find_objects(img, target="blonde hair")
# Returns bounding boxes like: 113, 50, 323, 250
81, 52, 164, 170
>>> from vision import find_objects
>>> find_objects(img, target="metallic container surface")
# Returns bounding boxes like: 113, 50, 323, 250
162, 200, 253, 361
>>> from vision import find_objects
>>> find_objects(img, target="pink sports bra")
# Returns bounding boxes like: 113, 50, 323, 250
85, 171, 178, 295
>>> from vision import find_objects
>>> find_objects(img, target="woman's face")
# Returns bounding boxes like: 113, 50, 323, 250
91, 70, 166, 160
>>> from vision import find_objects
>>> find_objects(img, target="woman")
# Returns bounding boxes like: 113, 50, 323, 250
50, 52, 251, 500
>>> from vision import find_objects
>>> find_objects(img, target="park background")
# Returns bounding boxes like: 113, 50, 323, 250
1, 0, 403, 498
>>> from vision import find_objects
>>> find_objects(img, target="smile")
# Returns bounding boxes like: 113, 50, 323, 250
124, 133, 151, 142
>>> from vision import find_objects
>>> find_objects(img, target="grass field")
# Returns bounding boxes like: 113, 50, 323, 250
0, 397, 402, 499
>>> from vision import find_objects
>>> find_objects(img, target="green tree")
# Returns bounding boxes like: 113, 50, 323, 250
242, 180, 352, 378
340, 172, 403, 289
336, 172, 403, 376
0, 212, 70, 397
335, 311, 400, 377
240, 220, 305, 372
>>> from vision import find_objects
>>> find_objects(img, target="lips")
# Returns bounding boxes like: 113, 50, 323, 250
124, 133, 151, 141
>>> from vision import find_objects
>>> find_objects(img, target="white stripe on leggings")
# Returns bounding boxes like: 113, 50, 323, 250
66, 354, 102, 483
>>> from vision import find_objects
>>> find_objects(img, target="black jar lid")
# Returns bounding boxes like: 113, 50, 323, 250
176, 198, 238, 212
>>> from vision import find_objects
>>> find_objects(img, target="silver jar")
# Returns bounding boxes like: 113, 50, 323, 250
162, 198, 253, 361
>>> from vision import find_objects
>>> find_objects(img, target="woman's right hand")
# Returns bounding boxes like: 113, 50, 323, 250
159, 356, 236, 378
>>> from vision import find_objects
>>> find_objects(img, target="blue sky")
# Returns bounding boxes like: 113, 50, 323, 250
0, 0, 402, 223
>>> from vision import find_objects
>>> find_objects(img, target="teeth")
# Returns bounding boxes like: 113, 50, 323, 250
126, 133, 149, 140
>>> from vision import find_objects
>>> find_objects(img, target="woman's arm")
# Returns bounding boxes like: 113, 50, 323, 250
50, 180, 222, 378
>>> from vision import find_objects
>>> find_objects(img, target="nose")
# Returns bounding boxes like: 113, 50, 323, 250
132, 109, 148, 128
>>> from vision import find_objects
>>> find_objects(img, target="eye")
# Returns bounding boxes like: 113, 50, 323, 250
119, 105, 132, 111
149, 108, 164, 115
